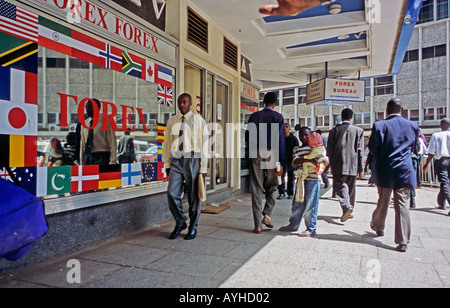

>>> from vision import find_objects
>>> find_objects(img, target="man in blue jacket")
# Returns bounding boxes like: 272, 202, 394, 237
368, 98, 419, 252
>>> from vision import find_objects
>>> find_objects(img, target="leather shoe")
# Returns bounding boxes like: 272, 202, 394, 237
184, 228, 197, 240
262, 216, 273, 229
253, 227, 262, 234
370, 222, 384, 237
396, 244, 407, 252
169, 223, 187, 240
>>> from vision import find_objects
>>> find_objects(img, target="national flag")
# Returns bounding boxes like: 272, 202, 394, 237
71, 29, 107, 68
71, 165, 99, 192
121, 163, 142, 186
98, 165, 121, 189
38, 16, 73, 56
155, 64, 173, 88
0, 0, 38, 43
158, 84, 173, 107
157, 162, 168, 181
141, 162, 157, 183
0, 66, 38, 136
0, 134, 37, 168
10, 166, 37, 195
0, 167, 15, 180
99, 44, 122, 72
122, 50, 144, 78
157, 124, 166, 162
0, 33, 38, 73
47, 166, 71, 195
145, 60, 156, 83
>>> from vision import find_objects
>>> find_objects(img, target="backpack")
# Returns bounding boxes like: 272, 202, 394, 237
0, 168, 48, 261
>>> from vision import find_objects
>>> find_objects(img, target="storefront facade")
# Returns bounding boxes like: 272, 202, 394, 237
0, 0, 248, 271
0, 0, 180, 270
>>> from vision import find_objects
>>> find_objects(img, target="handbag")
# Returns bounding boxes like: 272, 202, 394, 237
0, 169, 48, 261
198, 174, 207, 202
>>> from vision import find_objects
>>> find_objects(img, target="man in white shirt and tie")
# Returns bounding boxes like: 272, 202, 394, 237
162, 93, 208, 240
424, 118, 450, 215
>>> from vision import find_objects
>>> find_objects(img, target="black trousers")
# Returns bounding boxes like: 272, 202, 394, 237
435, 157, 450, 207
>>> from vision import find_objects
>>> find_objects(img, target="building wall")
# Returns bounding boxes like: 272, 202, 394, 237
273, 18, 450, 138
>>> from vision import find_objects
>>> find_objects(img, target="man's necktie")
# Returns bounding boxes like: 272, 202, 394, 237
178, 116, 185, 152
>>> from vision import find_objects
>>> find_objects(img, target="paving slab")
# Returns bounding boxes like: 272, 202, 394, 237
1, 180, 450, 288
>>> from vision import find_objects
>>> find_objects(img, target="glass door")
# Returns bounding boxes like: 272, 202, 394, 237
214, 79, 229, 189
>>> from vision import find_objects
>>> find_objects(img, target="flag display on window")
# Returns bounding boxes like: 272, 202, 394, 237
142, 163, 158, 183
0, 0, 38, 43
121, 163, 142, 186
71, 165, 100, 193
98, 165, 122, 189
158, 84, 173, 107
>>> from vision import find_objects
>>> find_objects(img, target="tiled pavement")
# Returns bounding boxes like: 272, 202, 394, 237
1, 181, 450, 288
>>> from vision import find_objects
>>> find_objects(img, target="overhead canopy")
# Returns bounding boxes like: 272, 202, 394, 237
188, 0, 423, 91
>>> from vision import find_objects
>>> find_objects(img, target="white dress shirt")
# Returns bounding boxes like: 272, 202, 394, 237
162, 111, 208, 173
428, 130, 450, 160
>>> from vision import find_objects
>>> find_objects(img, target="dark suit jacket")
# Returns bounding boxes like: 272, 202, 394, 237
368, 115, 419, 189
327, 122, 365, 176
247, 107, 286, 166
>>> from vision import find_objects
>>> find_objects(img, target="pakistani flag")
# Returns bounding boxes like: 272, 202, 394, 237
37, 166, 71, 196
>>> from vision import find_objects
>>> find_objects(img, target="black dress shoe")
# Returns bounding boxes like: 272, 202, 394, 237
184, 229, 197, 240
169, 223, 187, 240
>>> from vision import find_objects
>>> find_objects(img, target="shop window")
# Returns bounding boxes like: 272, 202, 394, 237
34, 45, 174, 197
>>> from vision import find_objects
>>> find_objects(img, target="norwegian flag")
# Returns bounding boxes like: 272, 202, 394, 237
158, 84, 173, 107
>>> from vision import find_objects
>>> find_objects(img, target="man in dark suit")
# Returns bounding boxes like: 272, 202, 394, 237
327, 108, 365, 222
247, 92, 286, 234
368, 98, 419, 252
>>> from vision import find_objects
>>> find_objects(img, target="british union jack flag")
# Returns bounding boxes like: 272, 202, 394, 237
158, 84, 173, 107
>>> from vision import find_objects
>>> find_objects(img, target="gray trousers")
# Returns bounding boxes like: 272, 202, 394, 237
167, 157, 201, 230
371, 186, 412, 245
250, 157, 278, 228
333, 174, 356, 213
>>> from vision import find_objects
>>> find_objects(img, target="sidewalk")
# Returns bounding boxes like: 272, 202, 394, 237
1, 181, 449, 288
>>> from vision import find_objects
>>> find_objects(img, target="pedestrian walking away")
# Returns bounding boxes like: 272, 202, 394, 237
327, 108, 364, 222
246, 92, 286, 234
424, 118, 450, 215
162, 93, 209, 240
368, 98, 419, 252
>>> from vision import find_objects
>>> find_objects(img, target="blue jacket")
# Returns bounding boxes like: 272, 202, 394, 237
368, 115, 419, 189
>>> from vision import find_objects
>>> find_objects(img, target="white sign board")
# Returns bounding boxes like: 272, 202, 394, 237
307, 78, 365, 105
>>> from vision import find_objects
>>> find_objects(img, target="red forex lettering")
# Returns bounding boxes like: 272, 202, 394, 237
57, 93, 148, 133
